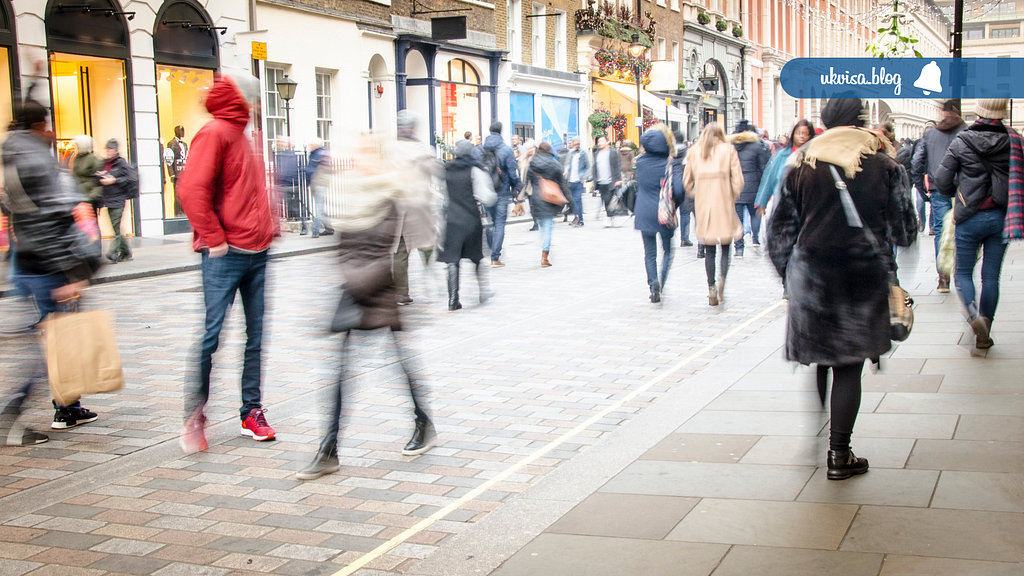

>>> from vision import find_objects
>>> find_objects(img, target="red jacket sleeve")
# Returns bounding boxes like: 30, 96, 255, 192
177, 125, 227, 249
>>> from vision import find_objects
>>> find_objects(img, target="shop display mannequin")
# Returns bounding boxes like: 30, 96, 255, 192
163, 125, 188, 215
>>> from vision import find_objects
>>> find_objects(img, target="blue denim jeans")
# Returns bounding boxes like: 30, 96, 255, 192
570, 182, 584, 223
678, 205, 691, 243
734, 203, 761, 250
486, 194, 509, 261
954, 209, 1008, 321
930, 193, 952, 272
189, 249, 268, 421
539, 216, 553, 252
642, 230, 674, 289
311, 189, 332, 234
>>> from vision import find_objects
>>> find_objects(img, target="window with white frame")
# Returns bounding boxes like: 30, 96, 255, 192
671, 0, 679, 10
507, 0, 521, 63
657, 38, 666, 60
315, 71, 332, 148
554, 10, 567, 71
264, 66, 286, 151
671, 41, 679, 62
532, 3, 545, 67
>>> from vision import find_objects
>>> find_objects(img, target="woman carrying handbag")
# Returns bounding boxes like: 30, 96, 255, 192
527, 141, 569, 268
632, 125, 685, 303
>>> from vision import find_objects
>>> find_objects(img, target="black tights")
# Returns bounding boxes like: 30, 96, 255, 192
820, 361, 864, 452
703, 244, 731, 287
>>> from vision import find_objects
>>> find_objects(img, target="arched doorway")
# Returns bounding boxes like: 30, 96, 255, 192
699, 59, 729, 130
439, 58, 481, 149
153, 0, 218, 230
368, 54, 391, 135
46, 0, 136, 238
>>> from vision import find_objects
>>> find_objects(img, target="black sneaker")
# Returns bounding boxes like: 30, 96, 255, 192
402, 418, 437, 456
52, 405, 98, 430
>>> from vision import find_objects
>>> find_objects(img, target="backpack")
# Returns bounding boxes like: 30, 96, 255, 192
481, 147, 503, 191
960, 136, 1009, 209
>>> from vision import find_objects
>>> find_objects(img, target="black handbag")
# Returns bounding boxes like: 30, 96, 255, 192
330, 290, 363, 333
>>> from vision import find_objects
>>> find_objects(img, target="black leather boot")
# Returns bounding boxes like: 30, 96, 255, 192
402, 418, 437, 456
475, 262, 493, 304
649, 281, 661, 303
696, 244, 705, 259
296, 443, 339, 480
446, 263, 462, 311
827, 449, 869, 480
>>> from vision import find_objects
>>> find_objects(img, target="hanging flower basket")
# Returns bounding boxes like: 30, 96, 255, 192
594, 48, 652, 86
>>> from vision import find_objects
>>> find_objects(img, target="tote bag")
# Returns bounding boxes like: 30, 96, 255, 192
44, 310, 124, 406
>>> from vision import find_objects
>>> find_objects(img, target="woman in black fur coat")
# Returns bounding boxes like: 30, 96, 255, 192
767, 97, 917, 481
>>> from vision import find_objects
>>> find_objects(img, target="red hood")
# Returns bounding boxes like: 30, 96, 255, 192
205, 75, 251, 129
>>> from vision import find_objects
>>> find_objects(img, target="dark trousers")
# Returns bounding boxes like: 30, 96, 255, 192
822, 361, 865, 452
597, 183, 615, 217
734, 203, 760, 250
678, 205, 692, 244
394, 237, 433, 299
107, 206, 132, 260
188, 250, 268, 421
641, 230, 674, 289
486, 195, 508, 261
320, 330, 428, 451
703, 244, 731, 286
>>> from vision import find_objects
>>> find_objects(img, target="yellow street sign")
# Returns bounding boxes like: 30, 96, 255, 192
252, 41, 267, 61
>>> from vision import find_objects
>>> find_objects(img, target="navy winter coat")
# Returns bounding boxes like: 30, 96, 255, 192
633, 128, 684, 234
483, 133, 522, 197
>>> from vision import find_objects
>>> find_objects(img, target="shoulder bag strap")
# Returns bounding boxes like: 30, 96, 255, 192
828, 164, 890, 274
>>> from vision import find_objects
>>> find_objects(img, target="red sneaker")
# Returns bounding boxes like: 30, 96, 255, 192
180, 410, 207, 454
241, 408, 275, 441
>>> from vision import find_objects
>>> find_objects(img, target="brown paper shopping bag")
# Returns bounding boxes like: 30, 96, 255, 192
43, 310, 124, 406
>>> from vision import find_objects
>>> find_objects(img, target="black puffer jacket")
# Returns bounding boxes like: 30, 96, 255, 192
935, 121, 1010, 223
527, 150, 570, 218
100, 155, 139, 208
2, 130, 101, 283
731, 131, 771, 203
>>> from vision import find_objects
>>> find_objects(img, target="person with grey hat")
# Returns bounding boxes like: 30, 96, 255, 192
934, 98, 1017, 349
439, 139, 496, 310
98, 138, 139, 263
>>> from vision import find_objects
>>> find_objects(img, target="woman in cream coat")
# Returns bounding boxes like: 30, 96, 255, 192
684, 122, 744, 306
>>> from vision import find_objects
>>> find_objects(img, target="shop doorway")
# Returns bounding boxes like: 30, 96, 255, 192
439, 59, 481, 150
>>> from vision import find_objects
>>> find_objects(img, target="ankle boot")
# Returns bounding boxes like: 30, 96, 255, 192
296, 443, 340, 480
696, 244, 706, 259
827, 449, 869, 480
446, 263, 462, 310
708, 285, 719, 306
475, 262, 494, 304
402, 418, 437, 456
541, 251, 552, 267
649, 281, 661, 303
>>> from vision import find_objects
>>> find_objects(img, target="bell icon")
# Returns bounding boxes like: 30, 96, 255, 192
914, 61, 943, 95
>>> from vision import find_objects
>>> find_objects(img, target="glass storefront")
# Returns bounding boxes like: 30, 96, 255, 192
49, 52, 131, 239
440, 59, 481, 148
156, 65, 213, 218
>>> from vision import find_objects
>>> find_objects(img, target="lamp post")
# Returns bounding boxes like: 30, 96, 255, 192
628, 33, 647, 135
275, 74, 298, 138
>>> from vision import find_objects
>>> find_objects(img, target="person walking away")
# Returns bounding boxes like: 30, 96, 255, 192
391, 110, 442, 306
2, 98, 103, 445
305, 139, 335, 238
441, 139, 497, 310
934, 99, 1022, 349
634, 125, 685, 303
673, 130, 693, 247
275, 137, 307, 234
177, 71, 278, 453
912, 101, 966, 293
562, 137, 591, 227
72, 135, 103, 216
593, 135, 623, 226
297, 136, 437, 480
754, 119, 816, 217
619, 139, 636, 181
767, 96, 917, 480
517, 140, 539, 231
98, 139, 138, 263
482, 121, 522, 267
684, 122, 743, 306
730, 120, 770, 258
528, 142, 569, 267
896, 135, 925, 232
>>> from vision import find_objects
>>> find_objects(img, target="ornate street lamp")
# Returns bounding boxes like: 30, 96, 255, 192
628, 33, 647, 131
275, 74, 298, 137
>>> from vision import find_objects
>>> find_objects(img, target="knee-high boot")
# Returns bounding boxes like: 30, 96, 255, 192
446, 263, 462, 311
475, 261, 493, 304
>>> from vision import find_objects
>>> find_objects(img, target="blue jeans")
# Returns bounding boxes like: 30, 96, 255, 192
954, 209, 1008, 321
642, 230, 674, 289
539, 216, 553, 252
930, 193, 952, 272
570, 182, 584, 222
678, 205, 691, 243
487, 194, 509, 261
916, 188, 929, 231
734, 203, 760, 250
189, 249, 268, 421
311, 189, 332, 234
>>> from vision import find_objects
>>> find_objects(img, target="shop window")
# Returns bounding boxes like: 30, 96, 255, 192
440, 59, 481, 150
316, 72, 332, 148
540, 95, 578, 153
156, 65, 214, 218
0, 47, 11, 148
265, 66, 287, 150
532, 3, 545, 68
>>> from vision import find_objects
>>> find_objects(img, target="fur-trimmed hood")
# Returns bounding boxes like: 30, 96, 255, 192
729, 131, 761, 144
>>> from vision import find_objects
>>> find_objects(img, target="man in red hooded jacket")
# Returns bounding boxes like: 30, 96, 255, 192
177, 72, 277, 453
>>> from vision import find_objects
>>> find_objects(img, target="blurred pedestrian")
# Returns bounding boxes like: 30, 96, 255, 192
684, 122, 743, 306
619, 139, 636, 181
177, 71, 278, 453
275, 137, 307, 234
441, 139, 497, 311
98, 139, 138, 263
305, 139, 335, 238
730, 120, 770, 257
767, 96, 917, 480
673, 130, 693, 247
593, 134, 623, 226
483, 121, 522, 266
527, 141, 569, 267
934, 99, 1021, 349
517, 139, 539, 231
72, 135, 103, 215
634, 125, 684, 303
297, 136, 436, 480
561, 137, 591, 227
2, 98, 103, 445
755, 119, 816, 216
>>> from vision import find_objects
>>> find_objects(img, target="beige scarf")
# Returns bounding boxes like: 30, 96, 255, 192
801, 126, 894, 178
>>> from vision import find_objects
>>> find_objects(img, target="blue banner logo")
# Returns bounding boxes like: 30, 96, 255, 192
780, 58, 1024, 99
